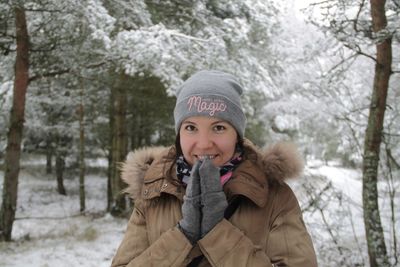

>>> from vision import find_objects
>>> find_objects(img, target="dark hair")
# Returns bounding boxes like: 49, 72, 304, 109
164, 134, 181, 186
236, 136, 244, 153
175, 132, 182, 156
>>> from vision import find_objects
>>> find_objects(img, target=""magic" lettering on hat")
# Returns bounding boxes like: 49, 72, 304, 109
187, 96, 227, 116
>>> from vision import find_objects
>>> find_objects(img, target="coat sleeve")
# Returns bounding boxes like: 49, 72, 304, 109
198, 219, 274, 266
197, 185, 318, 267
111, 204, 193, 267
266, 185, 318, 267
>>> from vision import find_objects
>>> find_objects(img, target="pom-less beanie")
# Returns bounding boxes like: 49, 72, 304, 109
174, 70, 247, 138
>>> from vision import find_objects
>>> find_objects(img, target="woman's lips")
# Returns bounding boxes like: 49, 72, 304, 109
196, 155, 216, 160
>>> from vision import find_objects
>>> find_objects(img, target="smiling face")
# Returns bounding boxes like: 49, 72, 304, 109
179, 116, 238, 167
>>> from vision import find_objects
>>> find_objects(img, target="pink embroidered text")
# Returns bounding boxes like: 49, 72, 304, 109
187, 96, 227, 116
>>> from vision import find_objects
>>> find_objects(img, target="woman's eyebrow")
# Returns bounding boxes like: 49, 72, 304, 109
211, 120, 227, 125
182, 120, 196, 125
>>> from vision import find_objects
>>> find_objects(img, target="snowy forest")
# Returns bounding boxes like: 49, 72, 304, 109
0, 0, 399, 266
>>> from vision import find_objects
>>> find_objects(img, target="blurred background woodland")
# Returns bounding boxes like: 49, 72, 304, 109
0, 0, 399, 266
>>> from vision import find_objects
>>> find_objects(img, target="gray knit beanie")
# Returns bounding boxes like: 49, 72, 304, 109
174, 70, 247, 138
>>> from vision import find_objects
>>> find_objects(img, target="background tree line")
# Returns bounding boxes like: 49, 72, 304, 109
0, 0, 399, 266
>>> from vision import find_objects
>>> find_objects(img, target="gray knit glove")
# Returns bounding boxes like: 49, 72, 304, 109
178, 160, 202, 244
199, 158, 228, 238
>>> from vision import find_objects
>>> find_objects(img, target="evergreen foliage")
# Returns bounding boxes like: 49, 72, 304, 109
0, 0, 399, 265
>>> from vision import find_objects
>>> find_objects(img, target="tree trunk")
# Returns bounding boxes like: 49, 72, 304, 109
78, 82, 85, 212
107, 82, 115, 211
384, 147, 399, 266
109, 72, 128, 216
362, 1, 392, 266
55, 152, 67, 195
46, 141, 53, 174
107, 75, 115, 212
0, 6, 29, 242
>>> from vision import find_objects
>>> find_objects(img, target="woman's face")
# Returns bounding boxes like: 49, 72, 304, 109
179, 116, 238, 167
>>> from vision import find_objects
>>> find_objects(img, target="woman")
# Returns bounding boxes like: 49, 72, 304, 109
111, 70, 318, 267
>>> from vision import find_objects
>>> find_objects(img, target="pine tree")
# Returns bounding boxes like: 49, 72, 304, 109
0, 4, 29, 241
362, 1, 392, 266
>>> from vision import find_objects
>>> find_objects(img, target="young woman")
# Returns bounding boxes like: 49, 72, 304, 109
111, 70, 318, 267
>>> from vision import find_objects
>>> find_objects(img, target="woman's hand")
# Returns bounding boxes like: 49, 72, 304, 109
178, 160, 202, 244
199, 159, 228, 238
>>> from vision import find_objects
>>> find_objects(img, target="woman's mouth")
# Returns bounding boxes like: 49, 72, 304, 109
196, 155, 216, 160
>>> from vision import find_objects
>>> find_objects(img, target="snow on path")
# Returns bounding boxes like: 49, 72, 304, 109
0, 168, 126, 267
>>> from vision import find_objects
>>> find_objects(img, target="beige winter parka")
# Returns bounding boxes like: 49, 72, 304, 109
111, 140, 318, 267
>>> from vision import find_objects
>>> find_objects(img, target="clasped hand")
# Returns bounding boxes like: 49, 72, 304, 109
178, 158, 228, 244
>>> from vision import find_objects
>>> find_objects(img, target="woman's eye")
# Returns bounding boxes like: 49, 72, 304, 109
184, 125, 196, 132
213, 125, 226, 132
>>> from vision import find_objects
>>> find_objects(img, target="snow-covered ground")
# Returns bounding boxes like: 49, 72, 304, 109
292, 160, 399, 266
0, 157, 126, 267
0, 157, 398, 266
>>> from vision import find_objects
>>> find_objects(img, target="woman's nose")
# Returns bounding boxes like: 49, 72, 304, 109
196, 132, 213, 149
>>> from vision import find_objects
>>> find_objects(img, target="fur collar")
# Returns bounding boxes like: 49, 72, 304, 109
120, 140, 303, 202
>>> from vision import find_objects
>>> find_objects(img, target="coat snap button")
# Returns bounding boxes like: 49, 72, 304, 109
162, 183, 168, 188
143, 189, 149, 195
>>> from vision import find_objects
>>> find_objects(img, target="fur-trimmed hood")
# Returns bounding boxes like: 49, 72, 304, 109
120, 140, 303, 203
